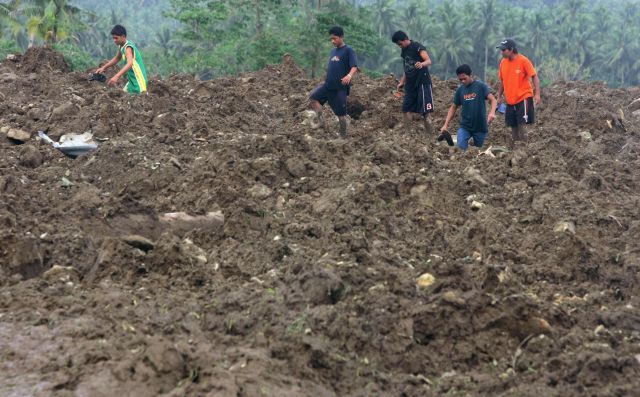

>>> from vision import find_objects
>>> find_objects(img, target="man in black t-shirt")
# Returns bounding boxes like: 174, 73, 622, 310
392, 30, 434, 135
310, 26, 358, 138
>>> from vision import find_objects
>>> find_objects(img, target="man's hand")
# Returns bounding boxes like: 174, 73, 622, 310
96, 66, 106, 74
415, 61, 424, 69
396, 82, 404, 91
487, 112, 496, 124
440, 125, 448, 133
341, 74, 352, 85
534, 93, 541, 106
108, 75, 120, 86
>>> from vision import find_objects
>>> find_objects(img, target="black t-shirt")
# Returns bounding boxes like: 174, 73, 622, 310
325, 45, 358, 91
453, 80, 491, 133
401, 41, 431, 87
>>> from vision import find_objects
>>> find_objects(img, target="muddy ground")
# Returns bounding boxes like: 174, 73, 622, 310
1, 47, 640, 396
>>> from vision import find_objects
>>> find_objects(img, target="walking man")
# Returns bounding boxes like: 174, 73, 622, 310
392, 30, 434, 135
496, 39, 540, 146
96, 25, 148, 94
440, 64, 497, 150
310, 26, 358, 138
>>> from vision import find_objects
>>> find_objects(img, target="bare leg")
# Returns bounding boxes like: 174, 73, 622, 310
338, 116, 348, 138
310, 100, 325, 128
422, 113, 433, 135
510, 125, 529, 148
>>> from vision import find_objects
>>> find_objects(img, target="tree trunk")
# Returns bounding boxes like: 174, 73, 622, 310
255, 0, 262, 35
483, 44, 488, 81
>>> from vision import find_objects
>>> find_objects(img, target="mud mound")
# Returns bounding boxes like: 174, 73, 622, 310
1, 48, 640, 396
14, 46, 70, 73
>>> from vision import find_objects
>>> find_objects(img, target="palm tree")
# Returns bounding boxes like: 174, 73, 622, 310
435, 3, 472, 79
475, 0, 497, 81
18, 0, 84, 46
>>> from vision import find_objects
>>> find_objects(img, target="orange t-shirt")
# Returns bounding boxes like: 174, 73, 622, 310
498, 54, 536, 105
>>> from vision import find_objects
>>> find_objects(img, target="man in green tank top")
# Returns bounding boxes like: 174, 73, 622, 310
95, 25, 148, 94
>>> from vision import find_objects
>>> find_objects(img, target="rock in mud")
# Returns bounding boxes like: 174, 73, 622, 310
470, 200, 485, 211
160, 211, 224, 237
121, 235, 156, 251
49, 102, 77, 121
6, 128, 31, 142
554, 221, 576, 235
0, 72, 18, 82
247, 183, 273, 199
42, 265, 79, 283
302, 269, 345, 305
17, 145, 43, 168
578, 131, 592, 141
9, 239, 44, 279
27, 107, 46, 121
416, 273, 436, 289
464, 166, 489, 186
145, 336, 185, 375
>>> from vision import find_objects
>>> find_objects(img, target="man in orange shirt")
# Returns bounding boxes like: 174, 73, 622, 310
496, 39, 541, 147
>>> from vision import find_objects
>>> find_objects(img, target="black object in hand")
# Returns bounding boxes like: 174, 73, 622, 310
437, 130, 454, 146
89, 73, 106, 82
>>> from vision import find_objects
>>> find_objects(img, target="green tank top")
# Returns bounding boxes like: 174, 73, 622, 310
119, 40, 148, 94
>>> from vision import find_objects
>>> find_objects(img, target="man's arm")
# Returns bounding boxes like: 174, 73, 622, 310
341, 66, 358, 85
96, 52, 122, 74
532, 74, 541, 105
108, 47, 134, 86
415, 50, 432, 69
496, 82, 504, 105
397, 73, 406, 90
486, 93, 497, 124
440, 104, 459, 132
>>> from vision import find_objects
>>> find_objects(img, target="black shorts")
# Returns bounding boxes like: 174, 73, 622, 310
505, 97, 535, 127
310, 84, 348, 117
403, 82, 434, 114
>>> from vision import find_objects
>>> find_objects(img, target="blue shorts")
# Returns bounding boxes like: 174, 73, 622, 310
310, 84, 348, 117
403, 82, 434, 114
457, 127, 487, 150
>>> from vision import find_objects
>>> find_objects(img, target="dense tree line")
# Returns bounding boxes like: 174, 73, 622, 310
1, 0, 639, 87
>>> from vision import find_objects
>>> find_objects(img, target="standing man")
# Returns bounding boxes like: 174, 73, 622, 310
496, 39, 540, 146
391, 30, 434, 135
440, 64, 497, 150
96, 25, 148, 94
310, 26, 358, 138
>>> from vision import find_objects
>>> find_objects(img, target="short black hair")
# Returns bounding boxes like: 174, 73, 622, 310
391, 31, 409, 43
329, 26, 344, 37
110, 25, 127, 37
456, 64, 472, 76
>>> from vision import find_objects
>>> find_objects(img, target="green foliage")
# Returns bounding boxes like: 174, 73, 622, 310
0, 0, 639, 86
0, 38, 21, 59
53, 41, 94, 70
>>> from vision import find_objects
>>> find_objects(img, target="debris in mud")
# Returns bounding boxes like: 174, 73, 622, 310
121, 235, 155, 251
39, 131, 98, 158
60, 177, 74, 187
470, 200, 485, 211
